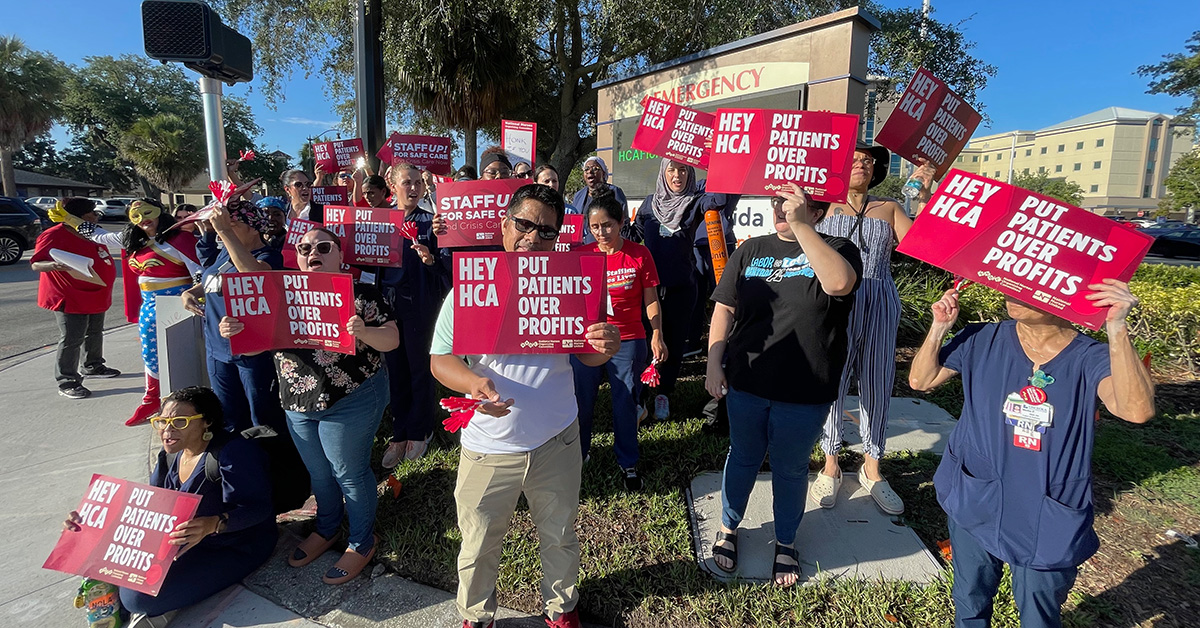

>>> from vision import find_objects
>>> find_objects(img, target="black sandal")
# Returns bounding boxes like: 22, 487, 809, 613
712, 529, 738, 573
773, 543, 800, 587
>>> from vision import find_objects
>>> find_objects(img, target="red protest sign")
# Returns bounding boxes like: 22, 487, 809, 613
705, 109, 859, 203
311, 186, 348, 206
312, 139, 365, 171
434, 179, 526, 248
631, 97, 715, 169
896, 169, 1154, 329
323, 205, 405, 266
554, 214, 584, 252
452, 251, 606, 354
223, 271, 356, 354
376, 133, 453, 175
501, 120, 538, 167
282, 218, 322, 270
874, 68, 982, 179
43, 475, 201, 596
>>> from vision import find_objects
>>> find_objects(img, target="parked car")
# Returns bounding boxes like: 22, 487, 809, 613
1146, 229, 1200, 259
91, 198, 129, 220
110, 197, 141, 206
0, 197, 45, 265
26, 196, 57, 210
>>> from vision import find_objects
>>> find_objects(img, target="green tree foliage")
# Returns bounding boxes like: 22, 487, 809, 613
119, 114, 207, 206
872, 174, 905, 201
12, 134, 59, 174
215, 1, 995, 180
0, 37, 66, 196
1011, 171, 1084, 206
60, 55, 263, 195
1161, 149, 1200, 213
1138, 31, 1200, 125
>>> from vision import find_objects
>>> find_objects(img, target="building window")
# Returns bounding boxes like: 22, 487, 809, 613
1146, 161, 1155, 174
1143, 184, 1152, 198
203, 195, 213, 204
1025, 149, 1032, 157
1076, 141, 1084, 150
1093, 161, 1101, 169
1039, 166, 1046, 174
1090, 185, 1099, 193
995, 171, 1001, 178
984, 155, 989, 162
972, 155, 979, 162
1023, 168, 1030, 174
1040, 147, 1047, 155
1058, 144, 1065, 152
889, 154, 901, 176
1055, 164, 1063, 173
1149, 137, 1159, 152
173, 194, 185, 205
997, 152, 1003, 160
1096, 139, 1104, 148
1073, 163, 1081, 171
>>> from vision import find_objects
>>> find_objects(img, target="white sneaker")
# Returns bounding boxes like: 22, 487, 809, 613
381, 441, 406, 469
405, 434, 432, 461
654, 394, 670, 420
810, 471, 841, 509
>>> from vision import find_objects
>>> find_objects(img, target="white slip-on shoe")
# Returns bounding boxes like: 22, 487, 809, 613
859, 475, 905, 515
809, 471, 841, 509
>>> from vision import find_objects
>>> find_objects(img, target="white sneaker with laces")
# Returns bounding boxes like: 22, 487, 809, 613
654, 394, 670, 420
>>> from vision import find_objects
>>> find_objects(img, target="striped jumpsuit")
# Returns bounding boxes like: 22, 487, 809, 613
816, 203, 901, 460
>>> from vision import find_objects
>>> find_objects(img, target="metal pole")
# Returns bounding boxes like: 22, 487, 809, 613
1007, 131, 1017, 183
199, 77, 228, 183
354, 0, 386, 170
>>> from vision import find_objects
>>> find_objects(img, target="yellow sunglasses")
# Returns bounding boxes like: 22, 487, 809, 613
150, 414, 204, 431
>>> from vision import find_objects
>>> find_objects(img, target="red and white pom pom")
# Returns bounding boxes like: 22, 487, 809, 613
398, 221, 420, 242
639, 359, 661, 387
208, 180, 236, 204
440, 396, 482, 433
238, 149, 256, 162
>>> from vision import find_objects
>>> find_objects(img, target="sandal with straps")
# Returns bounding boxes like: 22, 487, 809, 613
773, 543, 800, 588
712, 529, 738, 573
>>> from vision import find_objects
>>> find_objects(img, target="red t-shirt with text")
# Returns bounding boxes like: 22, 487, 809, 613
580, 240, 660, 340
31, 224, 116, 314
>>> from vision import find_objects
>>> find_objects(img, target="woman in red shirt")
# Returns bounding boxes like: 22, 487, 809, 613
571, 193, 667, 491
30, 197, 119, 399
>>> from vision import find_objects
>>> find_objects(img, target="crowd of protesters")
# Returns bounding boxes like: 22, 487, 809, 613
36, 136, 1156, 628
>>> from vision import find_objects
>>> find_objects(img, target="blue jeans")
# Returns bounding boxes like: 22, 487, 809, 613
720, 388, 830, 545
570, 338, 647, 468
948, 519, 1077, 628
285, 369, 389, 553
207, 353, 288, 434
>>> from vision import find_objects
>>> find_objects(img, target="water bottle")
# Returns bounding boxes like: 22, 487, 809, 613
901, 175, 924, 200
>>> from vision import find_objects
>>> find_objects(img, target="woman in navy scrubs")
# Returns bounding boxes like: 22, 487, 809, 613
909, 280, 1154, 628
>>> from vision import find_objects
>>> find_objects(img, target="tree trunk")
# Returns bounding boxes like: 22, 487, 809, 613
0, 149, 17, 197
464, 124, 478, 174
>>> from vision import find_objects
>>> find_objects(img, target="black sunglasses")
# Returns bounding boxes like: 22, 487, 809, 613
296, 241, 337, 255
507, 215, 559, 240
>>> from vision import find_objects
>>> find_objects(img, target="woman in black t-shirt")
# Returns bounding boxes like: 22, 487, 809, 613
219, 227, 400, 586
705, 183, 862, 587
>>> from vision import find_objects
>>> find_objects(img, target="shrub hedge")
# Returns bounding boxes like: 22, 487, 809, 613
892, 256, 1200, 376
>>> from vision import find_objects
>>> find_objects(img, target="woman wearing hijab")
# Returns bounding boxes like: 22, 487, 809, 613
636, 158, 738, 420
809, 145, 935, 517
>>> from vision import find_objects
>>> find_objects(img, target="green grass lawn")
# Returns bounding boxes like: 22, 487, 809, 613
368, 368, 1200, 628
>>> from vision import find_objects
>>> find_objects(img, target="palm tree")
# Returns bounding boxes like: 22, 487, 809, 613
0, 37, 66, 196
119, 113, 206, 208
394, 7, 531, 169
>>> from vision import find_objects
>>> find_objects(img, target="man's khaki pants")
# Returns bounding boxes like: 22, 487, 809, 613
455, 420, 583, 623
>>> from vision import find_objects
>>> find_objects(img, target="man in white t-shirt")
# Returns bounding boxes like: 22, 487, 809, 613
430, 184, 620, 628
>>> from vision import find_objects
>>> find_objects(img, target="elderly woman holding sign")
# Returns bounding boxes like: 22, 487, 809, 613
221, 227, 399, 585
706, 183, 861, 587
64, 387, 276, 627
909, 280, 1154, 627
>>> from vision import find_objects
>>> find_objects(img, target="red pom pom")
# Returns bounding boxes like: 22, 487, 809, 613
399, 221, 420, 241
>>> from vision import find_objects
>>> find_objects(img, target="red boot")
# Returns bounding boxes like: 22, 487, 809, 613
125, 374, 161, 427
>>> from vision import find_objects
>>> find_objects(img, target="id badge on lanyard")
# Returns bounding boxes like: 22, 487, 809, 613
1004, 369, 1055, 452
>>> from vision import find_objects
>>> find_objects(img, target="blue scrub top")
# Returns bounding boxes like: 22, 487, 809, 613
376, 207, 451, 320
934, 320, 1112, 569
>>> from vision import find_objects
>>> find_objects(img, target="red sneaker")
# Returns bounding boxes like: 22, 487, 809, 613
544, 610, 581, 628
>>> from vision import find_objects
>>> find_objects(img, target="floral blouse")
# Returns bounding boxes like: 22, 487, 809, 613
273, 282, 395, 412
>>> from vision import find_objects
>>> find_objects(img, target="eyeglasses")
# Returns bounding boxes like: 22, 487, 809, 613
290, 180, 312, 188
582, 167, 603, 175
770, 197, 785, 208
852, 157, 875, 166
482, 167, 512, 178
296, 241, 336, 255
507, 215, 560, 240
151, 414, 204, 430
514, 171, 533, 179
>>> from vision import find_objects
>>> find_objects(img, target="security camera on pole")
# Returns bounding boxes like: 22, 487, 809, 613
140, 0, 254, 183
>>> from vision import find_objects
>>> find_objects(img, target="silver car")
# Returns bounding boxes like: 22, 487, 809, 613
91, 198, 129, 219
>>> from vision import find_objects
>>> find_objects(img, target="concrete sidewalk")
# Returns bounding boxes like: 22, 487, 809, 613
0, 327, 575, 628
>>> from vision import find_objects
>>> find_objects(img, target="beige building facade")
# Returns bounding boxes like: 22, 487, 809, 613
950, 108, 1193, 216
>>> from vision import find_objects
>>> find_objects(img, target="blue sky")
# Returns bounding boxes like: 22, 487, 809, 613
8, 0, 1198, 165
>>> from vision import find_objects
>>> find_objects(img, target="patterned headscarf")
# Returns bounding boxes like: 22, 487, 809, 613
256, 196, 289, 212
226, 199, 272, 233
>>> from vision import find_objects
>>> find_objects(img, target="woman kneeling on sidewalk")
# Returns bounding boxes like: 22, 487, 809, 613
909, 282, 1154, 627
64, 386, 277, 628
221, 227, 399, 585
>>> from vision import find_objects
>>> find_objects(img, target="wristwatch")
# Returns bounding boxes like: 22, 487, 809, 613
214, 512, 230, 535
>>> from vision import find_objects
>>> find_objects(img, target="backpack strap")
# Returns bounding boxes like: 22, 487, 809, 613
203, 438, 224, 484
